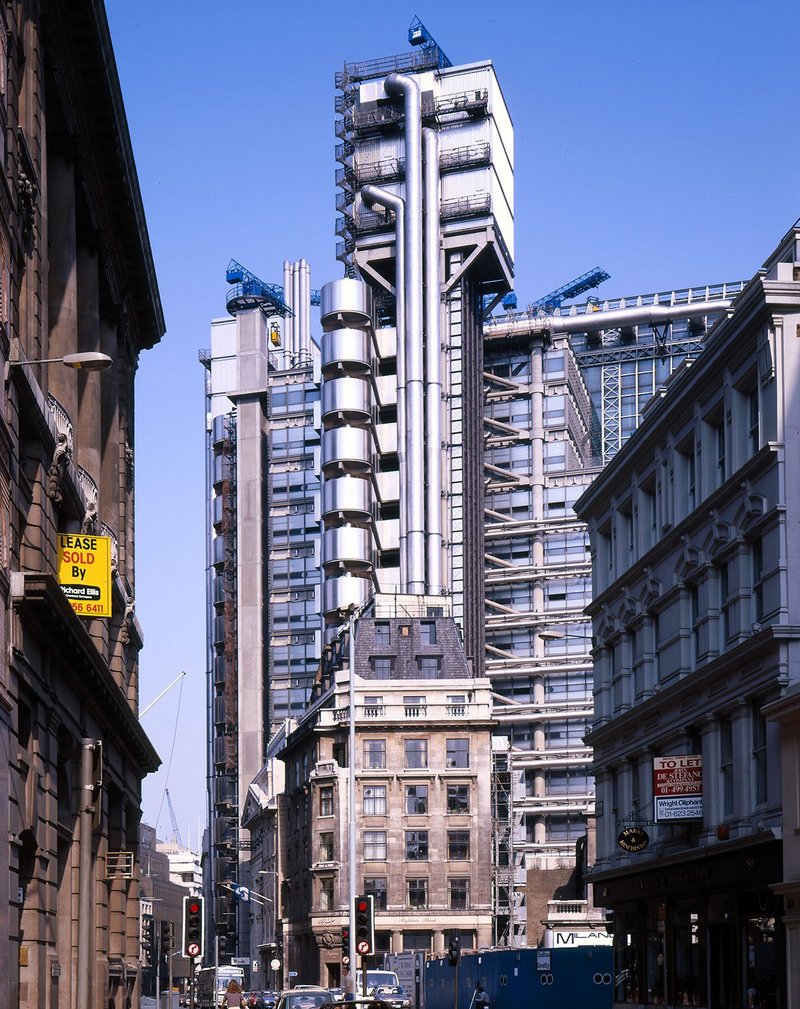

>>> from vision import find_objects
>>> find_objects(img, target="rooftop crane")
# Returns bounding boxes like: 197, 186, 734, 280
408, 15, 452, 69
165, 787, 183, 847
225, 259, 322, 317
501, 267, 611, 313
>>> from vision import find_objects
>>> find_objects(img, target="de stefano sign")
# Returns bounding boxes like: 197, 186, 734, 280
653, 754, 703, 822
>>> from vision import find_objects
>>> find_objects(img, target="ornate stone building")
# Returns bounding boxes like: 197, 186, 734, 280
1, 2, 163, 1007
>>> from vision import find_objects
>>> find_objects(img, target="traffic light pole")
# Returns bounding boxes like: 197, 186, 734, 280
347, 608, 357, 994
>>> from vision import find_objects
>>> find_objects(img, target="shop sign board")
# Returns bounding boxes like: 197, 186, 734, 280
653, 754, 703, 821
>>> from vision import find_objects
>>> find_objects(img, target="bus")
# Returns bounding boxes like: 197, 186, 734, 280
196, 965, 246, 1008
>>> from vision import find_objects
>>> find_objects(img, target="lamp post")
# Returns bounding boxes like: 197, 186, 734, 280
5, 350, 113, 381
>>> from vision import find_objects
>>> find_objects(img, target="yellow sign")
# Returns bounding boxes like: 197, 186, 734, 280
57, 533, 112, 618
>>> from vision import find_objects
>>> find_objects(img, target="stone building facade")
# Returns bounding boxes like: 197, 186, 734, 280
575, 224, 800, 1009
1, 3, 163, 1007
246, 611, 494, 989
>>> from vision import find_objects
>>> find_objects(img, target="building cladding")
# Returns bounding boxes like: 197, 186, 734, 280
201, 271, 322, 960
574, 223, 800, 1009
0, 2, 164, 1007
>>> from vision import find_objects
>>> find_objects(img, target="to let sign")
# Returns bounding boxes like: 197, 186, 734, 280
653, 754, 703, 821
58, 534, 112, 618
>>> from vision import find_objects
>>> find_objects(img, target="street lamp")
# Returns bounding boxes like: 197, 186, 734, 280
5, 350, 113, 381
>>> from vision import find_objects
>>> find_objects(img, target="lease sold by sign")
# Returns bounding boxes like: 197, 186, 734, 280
58, 533, 112, 618
653, 754, 703, 822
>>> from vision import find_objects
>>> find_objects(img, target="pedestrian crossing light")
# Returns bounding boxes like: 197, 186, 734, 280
182, 895, 205, 958
354, 894, 375, 956
342, 924, 351, 965
141, 913, 155, 968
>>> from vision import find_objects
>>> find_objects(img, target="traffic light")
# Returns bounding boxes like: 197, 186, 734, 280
447, 934, 461, 967
341, 924, 351, 966
182, 895, 205, 958
141, 913, 154, 968
160, 919, 172, 954
353, 894, 375, 956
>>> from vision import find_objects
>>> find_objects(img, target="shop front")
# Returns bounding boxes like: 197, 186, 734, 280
592, 837, 784, 1008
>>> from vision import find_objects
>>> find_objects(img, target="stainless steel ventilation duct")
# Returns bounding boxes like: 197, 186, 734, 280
385, 71, 425, 593
292, 262, 302, 359
423, 127, 443, 595
299, 258, 311, 359
361, 184, 408, 589
282, 259, 293, 364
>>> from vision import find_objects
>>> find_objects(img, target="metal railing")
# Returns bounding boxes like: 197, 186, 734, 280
336, 46, 443, 88
440, 193, 491, 220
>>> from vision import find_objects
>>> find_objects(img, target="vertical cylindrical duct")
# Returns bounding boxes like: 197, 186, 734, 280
423, 127, 443, 595
292, 261, 302, 362
299, 258, 311, 361
362, 185, 407, 589
282, 259, 293, 365
385, 71, 425, 593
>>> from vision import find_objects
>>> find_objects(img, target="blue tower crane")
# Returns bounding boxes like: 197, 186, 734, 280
529, 267, 611, 312
225, 259, 321, 317
408, 15, 452, 69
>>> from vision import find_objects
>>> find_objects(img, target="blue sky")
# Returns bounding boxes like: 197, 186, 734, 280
104, 0, 800, 846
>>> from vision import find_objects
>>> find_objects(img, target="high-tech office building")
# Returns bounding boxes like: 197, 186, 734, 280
201, 261, 321, 960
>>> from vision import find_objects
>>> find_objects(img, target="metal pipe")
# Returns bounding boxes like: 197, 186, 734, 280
423, 127, 442, 595
385, 71, 425, 593
76, 738, 97, 1008
292, 262, 302, 362
362, 184, 407, 589
282, 260, 293, 366
347, 611, 357, 995
487, 299, 734, 339
299, 258, 311, 359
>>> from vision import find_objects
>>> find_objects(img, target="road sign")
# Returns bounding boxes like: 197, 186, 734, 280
233, 884, 250, 901
231, 957, 250, 966
270, 959, 281, 970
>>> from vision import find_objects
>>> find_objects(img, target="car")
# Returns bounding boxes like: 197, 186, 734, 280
275, 991, 333, 1009
326, 988, 345, 1003
372, 987, 411, 1009
261, 991, 279, 1009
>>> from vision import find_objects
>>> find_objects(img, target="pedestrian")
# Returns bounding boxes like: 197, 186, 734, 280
473, 983, 490, 1009
225, 980, 243, 1008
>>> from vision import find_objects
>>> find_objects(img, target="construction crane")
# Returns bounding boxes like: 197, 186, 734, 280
225, 259, 322, 318
165, 787, 183, 847
408, 15, 452, 69
499, 267, 610, 314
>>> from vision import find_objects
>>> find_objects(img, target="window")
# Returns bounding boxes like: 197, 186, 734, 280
364, 695, 384, 718
407, 878, 428, 909
748, 388, 760, 453
364, 739, 386, 769
420, 621, 437, 645
364, 877, 387, 910
371, 657, 394, 678
449, 878, 469, 910
363, 784, 387, 816
405, 830, 429, 860
715, 420, 726, 485
447, 830, 470, 860
446, 739, 469, 768
417, 656, 441, 677
752, 703, 767, 805
447, 784, 470, 814
374, 622, 391, 645
406, 784, 429, 815
319, 877, 334, 911
752, 537, 764, 622
320, 786, 334, 817
404, 695, 427, 717
319, 832, 334, 861
720, 717, 733, 817
719, 562, 731, 646
404, 738, 428, 769
364, 831, 387, 861
690, 583, 701, 667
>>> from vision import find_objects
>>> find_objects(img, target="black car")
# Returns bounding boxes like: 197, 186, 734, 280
372, 987, 410, 1009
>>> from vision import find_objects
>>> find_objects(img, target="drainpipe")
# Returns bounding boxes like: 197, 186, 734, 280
423, 126, 442, 595
385, 71, 425, 593
76, 738, 97, 1008
362, 184, 407, 589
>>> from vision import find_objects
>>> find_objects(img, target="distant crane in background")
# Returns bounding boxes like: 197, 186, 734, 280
225, 259, 322, 317
165, 787, 183, 847
501, 266, 611, 313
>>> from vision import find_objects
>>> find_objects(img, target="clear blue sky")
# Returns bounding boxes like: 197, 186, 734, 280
104, 0, 800, 847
